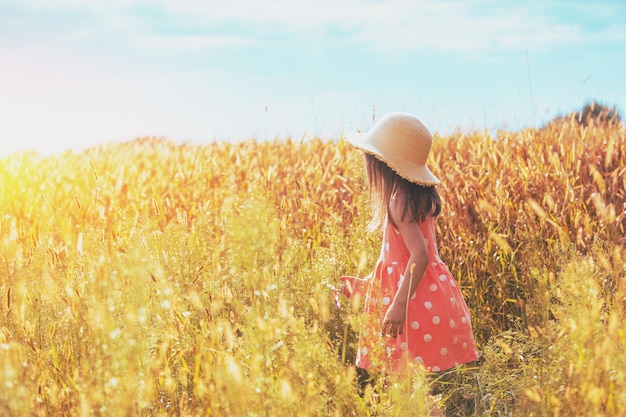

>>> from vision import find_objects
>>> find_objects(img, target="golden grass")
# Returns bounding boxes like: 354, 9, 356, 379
0, 117, 624, 416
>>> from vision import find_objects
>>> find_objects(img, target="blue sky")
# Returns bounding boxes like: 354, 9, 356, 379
1, 0, 625, 156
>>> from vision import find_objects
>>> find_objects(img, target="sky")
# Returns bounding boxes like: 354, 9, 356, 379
1, 0, 625, 156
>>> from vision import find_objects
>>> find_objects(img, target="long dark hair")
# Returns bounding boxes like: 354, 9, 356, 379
365, 153, 441, 230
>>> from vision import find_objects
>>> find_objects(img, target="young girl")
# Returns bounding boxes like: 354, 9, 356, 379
340, 112, 479, 382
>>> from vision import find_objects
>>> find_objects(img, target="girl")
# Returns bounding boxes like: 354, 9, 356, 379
340, 112, 479, 383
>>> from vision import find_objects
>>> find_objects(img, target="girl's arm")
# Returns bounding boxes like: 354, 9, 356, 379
339, 272, 372, 297
383, 197, 429, 338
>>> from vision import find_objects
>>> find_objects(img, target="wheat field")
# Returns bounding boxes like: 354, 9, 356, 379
0, 117, 624, 416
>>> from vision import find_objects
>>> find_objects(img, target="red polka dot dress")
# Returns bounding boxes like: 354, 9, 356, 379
355, 216, 479, 374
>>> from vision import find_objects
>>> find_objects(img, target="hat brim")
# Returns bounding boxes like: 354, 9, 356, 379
346, 132, 440, 186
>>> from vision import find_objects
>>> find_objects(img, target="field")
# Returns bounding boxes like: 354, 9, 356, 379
0, 117, 624, 416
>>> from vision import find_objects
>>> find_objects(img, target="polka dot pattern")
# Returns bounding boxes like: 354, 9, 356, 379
355, 216, 479, 375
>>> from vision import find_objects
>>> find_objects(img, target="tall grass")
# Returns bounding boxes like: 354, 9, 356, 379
0, 117, 624, 416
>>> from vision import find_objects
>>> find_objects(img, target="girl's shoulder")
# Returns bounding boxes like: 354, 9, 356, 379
389, 190, 408, 206
389, 192, 435, 227
387, 193, 405, 225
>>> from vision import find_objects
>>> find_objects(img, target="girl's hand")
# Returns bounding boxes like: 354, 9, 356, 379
383, 301, 407, 338
339, 276, 367, 298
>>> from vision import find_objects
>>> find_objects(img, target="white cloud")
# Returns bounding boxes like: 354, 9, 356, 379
135, 34, 258, 49
593, 24, 626, 43
6, 0, 623, 54
145, 0, 620, 53
150, 0, 357, 28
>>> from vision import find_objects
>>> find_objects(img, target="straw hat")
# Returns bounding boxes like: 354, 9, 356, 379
346, 112, 440, 186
